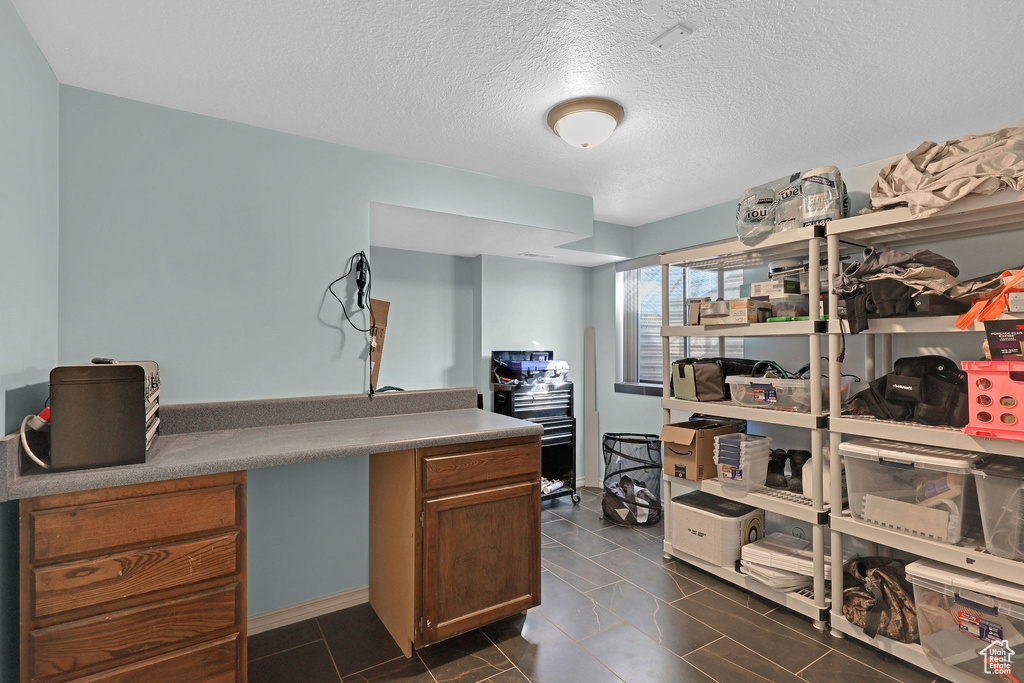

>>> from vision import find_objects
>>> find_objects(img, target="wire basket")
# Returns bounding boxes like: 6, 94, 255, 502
603, 433, 662, 527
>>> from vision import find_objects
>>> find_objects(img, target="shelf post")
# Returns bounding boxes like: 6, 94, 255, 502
826, 233, 847, 636
662, 263, 671, 424
880, 333, 893, 376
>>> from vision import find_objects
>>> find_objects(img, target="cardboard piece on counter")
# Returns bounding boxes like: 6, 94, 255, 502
369, 299, 390, 391
659, 420, 738, 481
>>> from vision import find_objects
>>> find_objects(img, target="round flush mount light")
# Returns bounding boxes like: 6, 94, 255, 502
546, 97, 624, 149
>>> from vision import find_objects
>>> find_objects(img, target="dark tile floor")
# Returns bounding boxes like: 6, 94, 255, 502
247, 487, 943, 683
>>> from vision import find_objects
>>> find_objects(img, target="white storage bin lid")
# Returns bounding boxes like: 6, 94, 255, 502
973, 456, 1024, 481
671, 491, 759, 518
712, 444, 770, 454
715, 433, 771, 445
770, 378, 811, 388
906, 559, 1024, 619
838, 437, 981, 474
767, 293, 809, 303
771, 376, 852, 388
724, 375, 775, 384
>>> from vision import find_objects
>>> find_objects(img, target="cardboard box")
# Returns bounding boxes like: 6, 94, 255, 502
984, 319, 1024, 359
799, 267, 830, 294
369, 298, 390, 391
750, 279, 801, 297
686, 297, 710, 324
660, 420, 738, 481
699, 299, 771, 326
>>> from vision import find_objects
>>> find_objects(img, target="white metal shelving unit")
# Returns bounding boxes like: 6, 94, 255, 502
824, 189, 1024, 681
659, 228, 837, 627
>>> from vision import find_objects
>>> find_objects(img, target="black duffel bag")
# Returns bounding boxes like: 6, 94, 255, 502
844, 355, 969, 428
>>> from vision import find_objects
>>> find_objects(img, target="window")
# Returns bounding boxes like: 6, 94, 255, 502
620, 265, 744, 387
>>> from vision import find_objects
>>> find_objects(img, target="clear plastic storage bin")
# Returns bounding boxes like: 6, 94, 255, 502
972, 456, 1024, 560
724, 375, 776, 408
771, 376, 854, 412
768, 293, 810, 318
907, 559, 1024, 679
714, 434, 771, 491
840, 437, 982, 544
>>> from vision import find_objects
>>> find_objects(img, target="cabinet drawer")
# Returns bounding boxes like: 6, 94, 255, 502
30, 484, 241, 563
421, 442, 539, 493
29, 584, 239, 680
66, 633, 239, 683
33, 532, 239, 618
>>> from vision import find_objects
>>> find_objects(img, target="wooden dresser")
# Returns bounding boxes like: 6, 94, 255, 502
369, 435, 542, 656
19, 472, 246, 683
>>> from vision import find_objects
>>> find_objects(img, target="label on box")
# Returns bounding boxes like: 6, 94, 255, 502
954, 604, 1003, 643
984, 320, 1024, 360
751, 280, 801, 297
720, 463, 743, 481
751, 383, 776, 403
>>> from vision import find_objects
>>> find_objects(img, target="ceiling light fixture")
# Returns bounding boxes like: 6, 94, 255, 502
546, 97, 624, 149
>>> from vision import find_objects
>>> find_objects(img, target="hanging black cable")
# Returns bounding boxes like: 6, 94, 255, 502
327, 252, 376, 333
325, 251, 378, 398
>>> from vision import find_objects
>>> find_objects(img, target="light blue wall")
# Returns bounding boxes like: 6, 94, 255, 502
368, 247, 475, 391
559, 220, 634, 259
0, 0, 59, 677
478, 256, 591, 474
633, 201, 737, 257
367, 248, 594, 476
57, 86, 594, 615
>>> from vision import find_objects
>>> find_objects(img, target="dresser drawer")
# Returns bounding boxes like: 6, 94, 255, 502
28, 584, 240, 680
30, 484, 241, 563
66, 633, 240, 683
421, 440, 540, 494
32, 532, 240, 619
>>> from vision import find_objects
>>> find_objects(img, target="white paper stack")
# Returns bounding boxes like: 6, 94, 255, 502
739, 560, 812, 591
741, 532, 854, 581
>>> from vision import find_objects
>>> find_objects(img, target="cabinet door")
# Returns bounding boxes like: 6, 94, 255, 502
420, 481, 540, 645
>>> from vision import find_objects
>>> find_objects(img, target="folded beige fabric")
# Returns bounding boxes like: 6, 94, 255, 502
871, 127, 1024, 217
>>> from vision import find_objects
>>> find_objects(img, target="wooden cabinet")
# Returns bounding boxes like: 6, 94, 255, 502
20, 472, 246, 683
369, 436, 541, 656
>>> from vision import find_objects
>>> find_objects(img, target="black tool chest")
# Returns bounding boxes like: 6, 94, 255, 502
491, 350, 580, 505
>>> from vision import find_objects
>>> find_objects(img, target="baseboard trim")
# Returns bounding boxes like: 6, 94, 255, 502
248, 585, 369, 635
576, 476, 587, 488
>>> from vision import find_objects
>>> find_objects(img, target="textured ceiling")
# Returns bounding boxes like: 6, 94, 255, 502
13, 0, 1024, 227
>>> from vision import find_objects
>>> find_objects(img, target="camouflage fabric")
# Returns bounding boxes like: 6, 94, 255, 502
842, 557, 919, 644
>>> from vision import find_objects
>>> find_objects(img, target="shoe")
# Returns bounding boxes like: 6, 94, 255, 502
787, 449, 811, 494
766, 449, 789, 489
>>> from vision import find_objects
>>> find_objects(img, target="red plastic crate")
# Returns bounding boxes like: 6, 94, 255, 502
962, 360, 1024, 441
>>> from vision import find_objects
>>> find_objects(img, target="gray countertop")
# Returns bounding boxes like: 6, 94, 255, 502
1, 388, 542, 501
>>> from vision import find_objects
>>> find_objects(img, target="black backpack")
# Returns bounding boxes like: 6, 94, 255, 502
845, 355, 968, 428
